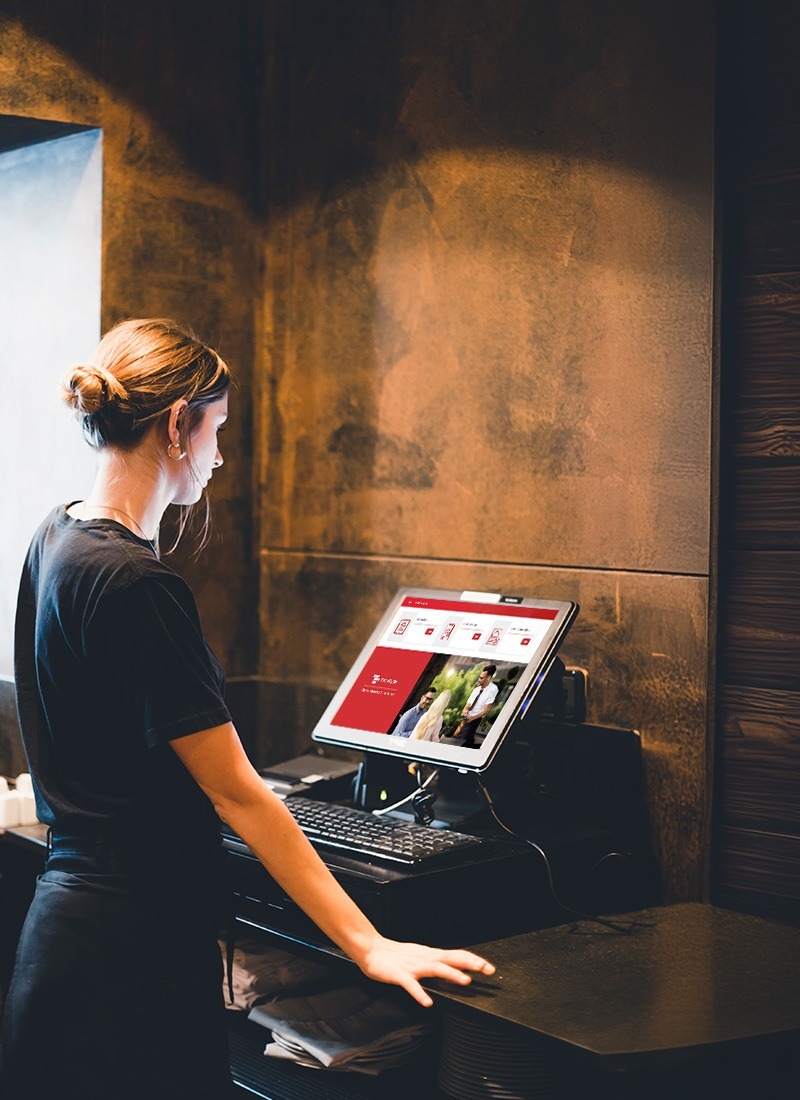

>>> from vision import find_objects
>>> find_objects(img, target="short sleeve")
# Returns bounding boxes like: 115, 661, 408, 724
96, 572, 232, 748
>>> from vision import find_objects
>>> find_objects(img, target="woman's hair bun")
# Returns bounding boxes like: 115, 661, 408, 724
61, 364, 128, 416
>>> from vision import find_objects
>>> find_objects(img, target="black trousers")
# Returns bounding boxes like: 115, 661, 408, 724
0, 836, 234, 1100
460, 717, 483, 748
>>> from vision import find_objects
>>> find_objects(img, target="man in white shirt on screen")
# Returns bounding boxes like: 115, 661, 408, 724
459, 665, 499, 748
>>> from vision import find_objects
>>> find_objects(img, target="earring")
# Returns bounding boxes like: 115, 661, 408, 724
167, 442, 185, 460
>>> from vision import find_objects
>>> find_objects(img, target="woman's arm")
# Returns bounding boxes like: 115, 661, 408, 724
171, 722, 494, 1006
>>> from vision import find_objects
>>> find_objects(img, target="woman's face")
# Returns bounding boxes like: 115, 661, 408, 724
172, 394, 228, 505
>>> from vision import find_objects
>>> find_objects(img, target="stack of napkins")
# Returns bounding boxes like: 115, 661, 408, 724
248, 983, 431, 1075
220, 937, 334, 1011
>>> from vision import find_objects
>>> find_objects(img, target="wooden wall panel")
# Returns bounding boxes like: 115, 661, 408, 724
714, 0, 800, 923
733, 410, 800, 460
729, 467, 800, 541
734, 275, 800, 405
735, 62, 800, 133
736, 189, 800, 276
714, 828, 800, 925
717, 686, 800, 833
719, 552, 800, 691
729, 0, 800, 68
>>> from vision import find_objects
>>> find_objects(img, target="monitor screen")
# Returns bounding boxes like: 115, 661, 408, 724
312, 588, 578, 772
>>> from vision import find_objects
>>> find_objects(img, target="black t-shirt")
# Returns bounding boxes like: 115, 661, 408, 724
14, 505, 232, 853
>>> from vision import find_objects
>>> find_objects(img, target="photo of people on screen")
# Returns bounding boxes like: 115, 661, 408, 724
410, 689, 452, 742
388, 656, 521, 748
393, 688, 437, 738
458, 665, 499, 748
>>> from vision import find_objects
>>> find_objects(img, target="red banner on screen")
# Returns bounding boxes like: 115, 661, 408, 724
332, 646, 432, 733
401, 597, 558, 620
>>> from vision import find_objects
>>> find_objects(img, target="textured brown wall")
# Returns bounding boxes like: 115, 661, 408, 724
0, 0, 262, 678
0, 0, 716, 903
260, 0, 715, 901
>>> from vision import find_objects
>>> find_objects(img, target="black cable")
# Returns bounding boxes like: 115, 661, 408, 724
475, 775, 637, 935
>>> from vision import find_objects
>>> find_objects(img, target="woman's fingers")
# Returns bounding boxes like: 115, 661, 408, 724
358, 938, 496, 1005
424, 960, 475, 984
409, 946, 495, 975
401, 975, 434, 1008
437, 949, 495, 974
404, 951, 496, 1004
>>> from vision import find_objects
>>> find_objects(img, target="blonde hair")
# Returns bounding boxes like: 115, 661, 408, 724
412, 689, 451, 742
61, 318, 231, 552
62, 318, 229, 449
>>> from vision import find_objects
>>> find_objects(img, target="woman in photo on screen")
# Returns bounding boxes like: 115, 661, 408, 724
0, 319, 494, 1100
411, 688, 452, 743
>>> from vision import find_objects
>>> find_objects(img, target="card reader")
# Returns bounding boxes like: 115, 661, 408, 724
258, 755, 358, 800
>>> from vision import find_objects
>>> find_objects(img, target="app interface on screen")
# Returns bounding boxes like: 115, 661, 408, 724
331, 597, 557, 750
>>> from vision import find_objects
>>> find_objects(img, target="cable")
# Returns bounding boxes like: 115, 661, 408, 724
475, 775, 637, 935
586, 850, 632, 879
371, 767, 440, 816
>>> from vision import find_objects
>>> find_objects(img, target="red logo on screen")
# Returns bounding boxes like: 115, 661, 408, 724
332, 647, 433, 733
521, 637, 531, 646
472, 633, 482, 641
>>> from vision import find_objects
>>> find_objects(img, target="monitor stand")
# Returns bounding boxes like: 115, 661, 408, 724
351, 657, 569, 829
352, 750, 487, 828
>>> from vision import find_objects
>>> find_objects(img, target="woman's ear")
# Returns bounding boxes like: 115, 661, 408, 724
167, 399, 189, 450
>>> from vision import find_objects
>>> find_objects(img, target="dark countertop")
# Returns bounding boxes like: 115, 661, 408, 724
5, 825, 800, 1091
8, 827, 800, 1075
425, 903, 800, 1067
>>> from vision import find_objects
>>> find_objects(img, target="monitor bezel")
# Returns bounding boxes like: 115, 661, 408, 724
311, 586, 578, 773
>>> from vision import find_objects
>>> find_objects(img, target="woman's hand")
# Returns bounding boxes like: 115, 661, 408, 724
355, 935, 496, 1007
172, 725, 495, 1009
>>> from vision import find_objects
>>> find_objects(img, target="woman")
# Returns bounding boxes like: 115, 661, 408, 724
411, 689, 451, 743
0, 319, 493, 1100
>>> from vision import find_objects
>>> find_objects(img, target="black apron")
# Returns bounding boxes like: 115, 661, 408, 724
1, 831, 235, 1100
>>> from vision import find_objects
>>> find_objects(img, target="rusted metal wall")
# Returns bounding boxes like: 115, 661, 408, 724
0, 0, 716, 902
260, 0, 715, 901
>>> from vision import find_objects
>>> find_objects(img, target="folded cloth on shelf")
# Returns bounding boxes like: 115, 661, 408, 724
218, 936, 334, 1010
247, 983, 430, 1075
264, 1030, 424, 1075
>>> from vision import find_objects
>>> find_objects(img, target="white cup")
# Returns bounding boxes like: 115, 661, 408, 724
15, 773, 34, 796
0, 789, 21, 828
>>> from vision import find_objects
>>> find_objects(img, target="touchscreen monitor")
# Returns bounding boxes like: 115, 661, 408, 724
312, 588, 578, 772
